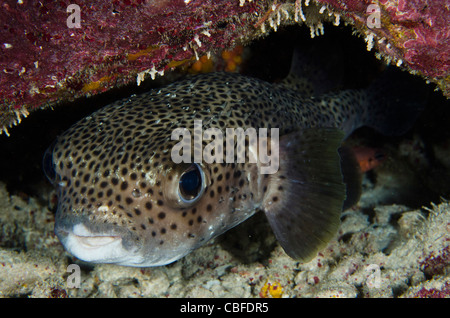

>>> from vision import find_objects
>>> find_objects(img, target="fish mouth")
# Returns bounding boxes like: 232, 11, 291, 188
69, 232, 122, 249
55, 220, 182, 267
56, 223, 136, 264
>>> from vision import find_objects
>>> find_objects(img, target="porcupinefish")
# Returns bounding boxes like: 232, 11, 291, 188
43, 67, 425, 266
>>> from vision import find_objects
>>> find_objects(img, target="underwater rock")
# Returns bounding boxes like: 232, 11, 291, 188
1, 0, 448, 136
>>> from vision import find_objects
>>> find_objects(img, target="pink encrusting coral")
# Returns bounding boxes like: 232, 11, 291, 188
0, 0, 268, 135
413, 281, 450, 298
0, 0, 449, 136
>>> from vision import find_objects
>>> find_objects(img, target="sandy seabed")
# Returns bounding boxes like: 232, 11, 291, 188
0, 171, 449, 298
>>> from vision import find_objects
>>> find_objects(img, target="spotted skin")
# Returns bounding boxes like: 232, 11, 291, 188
46, 72, 385, 266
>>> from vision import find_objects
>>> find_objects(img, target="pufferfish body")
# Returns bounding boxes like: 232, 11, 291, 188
44, 69, 425, 266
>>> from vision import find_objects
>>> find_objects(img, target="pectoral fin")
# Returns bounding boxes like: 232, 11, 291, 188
262, 128, 346, 262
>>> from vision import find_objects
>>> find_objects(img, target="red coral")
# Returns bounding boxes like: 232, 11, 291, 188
0, 0, 265, 134
420, 246, 450, 277
414, 282, 450, 298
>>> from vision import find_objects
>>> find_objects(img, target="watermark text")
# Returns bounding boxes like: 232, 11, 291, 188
171, 120, 279, 174
67, 4, 81, 28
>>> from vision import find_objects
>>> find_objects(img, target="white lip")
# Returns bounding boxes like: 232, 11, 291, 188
58, 223, 187, 267
63, 223, 129, 263
71, 223, 121, 248
75, 235, 121, 248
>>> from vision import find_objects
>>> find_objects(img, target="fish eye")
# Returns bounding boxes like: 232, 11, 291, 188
178, 163, 205, 204
42, 143, 57, 185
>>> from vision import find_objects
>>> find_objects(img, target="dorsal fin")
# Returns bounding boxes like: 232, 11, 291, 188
277, 39, 344, 96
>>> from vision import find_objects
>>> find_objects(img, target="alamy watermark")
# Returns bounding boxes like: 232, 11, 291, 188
171, 120, 279, 174
66, 264, 81, 288
366, 3, 381, 29
67, 4, 81, 29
